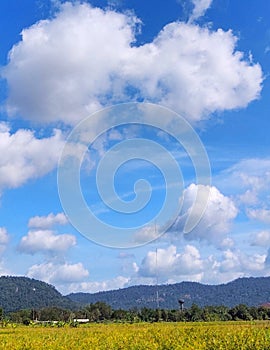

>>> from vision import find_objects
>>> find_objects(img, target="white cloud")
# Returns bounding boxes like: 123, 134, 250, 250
0, 228, 10, 274
36, 244, 269, 293
139, 245, 203, 280
118, 252, 135, 259
0, 227, 9, 245
133, 223, 161, 244
0, 227, 9, 255
19, 229, 76, 254
247, 209, 270, 224
27, 261, 89, 284
129, 243, 269, 288
218, 249, 266, 274
0, 123, 64, 192
220, 237, 235, 248
239, 190, 258, 206
216, 158, 270, 224
145, 23, 262, 122
3, 3, 139, 124
264, 249, 270, 267
0, 262, 11, 277
252, 230, 270, 247
172, 184, 238, 246
189, 0, 213, 22
28, 212, 68, 229
218, 158, 270, 202
218, 249, 241, 273
3, 3, 262, 125
67, 275, 130, 294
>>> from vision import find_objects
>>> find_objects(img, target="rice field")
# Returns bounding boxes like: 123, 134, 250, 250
0, 321, 270, 349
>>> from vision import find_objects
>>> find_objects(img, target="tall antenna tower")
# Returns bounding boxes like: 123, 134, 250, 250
155, 241, 159, 309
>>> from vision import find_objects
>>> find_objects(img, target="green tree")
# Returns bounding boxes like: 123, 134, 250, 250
229, 304, 252, 321
39, 307, 71, 321
84, 302, 112, 322
187, 304, 203, 322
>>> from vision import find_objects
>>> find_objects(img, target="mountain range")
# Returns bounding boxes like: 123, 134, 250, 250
68, 276, 270, 310
0, 276, 270, 312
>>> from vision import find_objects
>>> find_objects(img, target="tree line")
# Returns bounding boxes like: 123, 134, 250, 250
3, 302, 270, 325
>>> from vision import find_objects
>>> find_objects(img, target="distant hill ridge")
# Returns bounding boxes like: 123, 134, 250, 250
68, 276, 270, 310
0, 276, 75, 312
0, 276, 270, 312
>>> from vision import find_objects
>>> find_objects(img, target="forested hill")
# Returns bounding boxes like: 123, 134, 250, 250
68, 277, 270, 310
0, 276, 75, 312
1, 276, 270, 312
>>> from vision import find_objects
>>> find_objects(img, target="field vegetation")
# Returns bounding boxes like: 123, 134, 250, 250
3, 300, 270, 349
1, 321, 270, 349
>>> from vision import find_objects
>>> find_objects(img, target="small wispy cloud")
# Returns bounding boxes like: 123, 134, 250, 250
188, 0, 213, 22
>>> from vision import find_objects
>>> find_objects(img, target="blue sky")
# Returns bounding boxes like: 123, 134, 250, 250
0, 0, 269, 294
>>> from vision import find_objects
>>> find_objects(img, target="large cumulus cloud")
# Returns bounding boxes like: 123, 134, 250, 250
2, 2, 263, 125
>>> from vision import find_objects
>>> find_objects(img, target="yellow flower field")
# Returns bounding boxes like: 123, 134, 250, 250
1, 322, 270, 350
